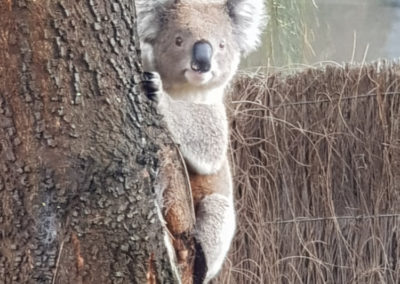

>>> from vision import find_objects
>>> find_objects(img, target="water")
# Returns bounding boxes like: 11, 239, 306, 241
242, 0, 400, 69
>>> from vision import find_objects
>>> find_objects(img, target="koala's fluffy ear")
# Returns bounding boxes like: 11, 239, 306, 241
136, 0, 176, 44
227, 0, 267, 56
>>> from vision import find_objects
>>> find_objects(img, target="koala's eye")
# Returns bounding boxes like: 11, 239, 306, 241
219, 40, 225, 49
175, 36, 183, 47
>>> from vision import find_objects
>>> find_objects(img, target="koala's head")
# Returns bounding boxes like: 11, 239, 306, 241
137, 0, 266, 95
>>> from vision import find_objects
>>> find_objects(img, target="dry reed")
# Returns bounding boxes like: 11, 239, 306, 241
214, 61, 400, 284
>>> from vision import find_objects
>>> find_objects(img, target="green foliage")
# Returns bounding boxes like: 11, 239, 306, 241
267, 0, 317, 65
243, 0, 318, 68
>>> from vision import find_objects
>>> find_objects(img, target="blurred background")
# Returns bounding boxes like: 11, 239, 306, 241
242, 0, 400, 69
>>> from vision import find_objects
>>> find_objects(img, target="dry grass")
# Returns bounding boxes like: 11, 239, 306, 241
214, 61, 400, 283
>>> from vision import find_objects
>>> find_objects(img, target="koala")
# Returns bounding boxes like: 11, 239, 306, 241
136, 0, 266, 282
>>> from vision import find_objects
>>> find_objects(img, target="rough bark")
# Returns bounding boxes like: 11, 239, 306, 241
0, 0, 194, 283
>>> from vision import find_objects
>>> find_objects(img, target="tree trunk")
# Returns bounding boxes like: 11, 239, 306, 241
0, 1, 193, 283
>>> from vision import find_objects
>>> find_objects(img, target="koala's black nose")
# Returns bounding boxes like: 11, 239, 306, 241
191, 41, 213, 73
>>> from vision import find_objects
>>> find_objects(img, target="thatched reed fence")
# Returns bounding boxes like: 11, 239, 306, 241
215, 61, 400, 283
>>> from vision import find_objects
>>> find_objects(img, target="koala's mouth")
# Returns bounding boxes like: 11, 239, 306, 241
184, 69, 213, 86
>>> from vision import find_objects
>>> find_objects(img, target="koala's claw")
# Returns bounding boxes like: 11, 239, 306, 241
193, 239, 208, 284
142, 71, 162, 102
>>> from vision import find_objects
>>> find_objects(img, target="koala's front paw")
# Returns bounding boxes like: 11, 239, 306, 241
142, 71, 163, 103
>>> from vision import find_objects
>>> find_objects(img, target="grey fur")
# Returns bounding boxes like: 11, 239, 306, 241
161, 98, 228, 175
136, 0, 266, 282
136, 0, 174, 44
228, 0, 267, 55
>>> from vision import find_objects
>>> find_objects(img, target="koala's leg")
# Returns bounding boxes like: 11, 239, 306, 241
195, 193, 235, 282
190, 161, 235, 283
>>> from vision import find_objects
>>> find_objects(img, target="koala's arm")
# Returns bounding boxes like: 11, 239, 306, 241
143, 72, 228, 175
